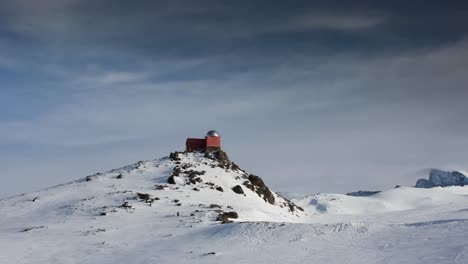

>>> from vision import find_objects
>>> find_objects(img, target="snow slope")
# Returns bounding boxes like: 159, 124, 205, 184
1, 152, 468, 264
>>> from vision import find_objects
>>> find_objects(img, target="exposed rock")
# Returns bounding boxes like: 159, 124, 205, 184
215, 186, 224, 192
181, 163, 191, 169
136, 193, 152, 203
415, 169, 468, 188
120, 202, 132, 209
415, 178, 434, 188
167, 175, 177, 184
189, 177, 203, 185
232, 185, 244, 194
346, 190, 381, 197
205, 150, 236, 169
169, 152, 181, 161
186, 170, 205, 177
21, 226, 46, 232
135, 161, 145, 169
429, 169, 467, 187
217, 211, 239, 224
172, 167, 181, 176
115, 174, 123, 179
209, 204, 221, 209
245, 175, 275, 204
85, 176, 94, 182
230, 162, 242, 172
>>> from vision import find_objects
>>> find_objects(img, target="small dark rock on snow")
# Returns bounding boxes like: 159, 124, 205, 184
167, 175, 177, 184
169, 152, 182, 161
346, 190, 381, 197
232, 185, 244, 194
136, 192, 152, 202
217, 211, 239, 224
172, 167, 181, 176
120, 202, 132, 209
155, 185, 166, 190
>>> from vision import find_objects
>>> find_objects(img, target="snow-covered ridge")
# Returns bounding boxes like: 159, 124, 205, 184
1, 152, 468, 263
0, 151, 306, 227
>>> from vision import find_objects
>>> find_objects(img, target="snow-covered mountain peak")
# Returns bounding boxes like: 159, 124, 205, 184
0, 150, 307, 231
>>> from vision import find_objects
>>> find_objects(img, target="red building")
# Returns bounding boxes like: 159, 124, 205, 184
186, 130, 221, 153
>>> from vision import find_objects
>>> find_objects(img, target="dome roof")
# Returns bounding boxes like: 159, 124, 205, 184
206, 130, 220, 137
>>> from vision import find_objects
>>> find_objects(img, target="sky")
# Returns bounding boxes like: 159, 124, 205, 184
1, 1, 468, 198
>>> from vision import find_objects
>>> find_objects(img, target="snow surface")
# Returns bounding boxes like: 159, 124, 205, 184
1, 152, 468, 264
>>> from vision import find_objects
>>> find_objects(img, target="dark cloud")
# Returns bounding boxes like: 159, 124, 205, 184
2, 1, 468, 56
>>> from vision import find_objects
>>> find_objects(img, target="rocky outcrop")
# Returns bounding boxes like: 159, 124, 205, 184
161, 150, 306, 220
415, 179, 434, 188
244, 175, 275, 204
415, 169, 468, 188
346, 190, 381, 197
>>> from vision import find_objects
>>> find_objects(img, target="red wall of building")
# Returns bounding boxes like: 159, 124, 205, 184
186, 138, 206, 151
206, 136, 221, 147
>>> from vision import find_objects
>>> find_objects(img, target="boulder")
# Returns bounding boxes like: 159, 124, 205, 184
167, 175, 177, 184
232, 185, 244, 194
217, 211, 239, 223
136, 193, 151, 202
